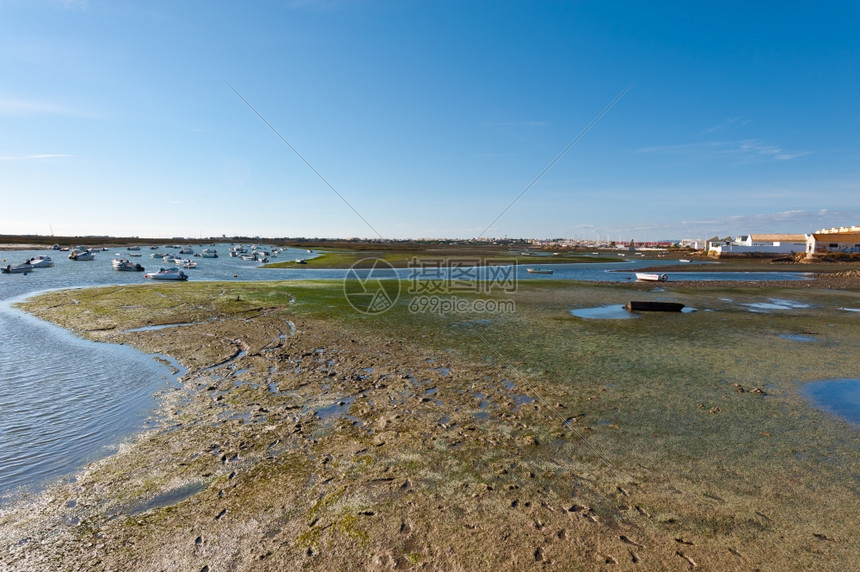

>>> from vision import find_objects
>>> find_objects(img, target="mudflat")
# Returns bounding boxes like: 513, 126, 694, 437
1, 278, 859, 571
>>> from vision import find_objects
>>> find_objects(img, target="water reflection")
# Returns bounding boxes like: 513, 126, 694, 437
802, 379, 860, 425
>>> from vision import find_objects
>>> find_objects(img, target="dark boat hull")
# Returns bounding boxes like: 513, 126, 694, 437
625, 301, 685, 312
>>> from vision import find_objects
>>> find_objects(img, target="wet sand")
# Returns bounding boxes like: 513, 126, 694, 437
1, 279, 859, 570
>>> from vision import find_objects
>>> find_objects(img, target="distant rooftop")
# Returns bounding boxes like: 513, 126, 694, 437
815, 226, 860, 234
748, 233, 806, 242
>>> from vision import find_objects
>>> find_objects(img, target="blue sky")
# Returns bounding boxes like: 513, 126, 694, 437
1, 1, 858, 240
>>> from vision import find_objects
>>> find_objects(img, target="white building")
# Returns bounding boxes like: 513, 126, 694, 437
708, 233, 807, 256
806, 226, 860, 255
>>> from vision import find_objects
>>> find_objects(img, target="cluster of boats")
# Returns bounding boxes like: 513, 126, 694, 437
6, 242, 289, 280
227, 244, 295, 262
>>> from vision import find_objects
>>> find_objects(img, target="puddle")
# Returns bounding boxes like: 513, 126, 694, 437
200, 350, 246, 373
742, 299, 813, 312
126, 481, 206, 516
315, 396, 357, 420
513, 394, 535, 408
779, 334, 818, 343
802, 379, 860, 425
570, 305, 637, 320
125, 322, 197, 333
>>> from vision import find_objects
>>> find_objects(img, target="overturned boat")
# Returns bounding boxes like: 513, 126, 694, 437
625, 301, 685, 312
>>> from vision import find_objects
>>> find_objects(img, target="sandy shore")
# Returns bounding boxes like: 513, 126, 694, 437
1, 279, 859, 570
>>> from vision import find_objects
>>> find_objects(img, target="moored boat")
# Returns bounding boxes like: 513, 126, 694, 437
2, 262, 34, 274
144, 267, 188, 281
635, 272, 668, 282
526, 268, 553, 274
112, 258, 145, 272
69, 250, 95, 261
26, 255, 53, 268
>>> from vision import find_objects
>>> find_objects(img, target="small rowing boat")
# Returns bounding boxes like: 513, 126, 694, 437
526, 268, 554, 274
635, 272, 668, 282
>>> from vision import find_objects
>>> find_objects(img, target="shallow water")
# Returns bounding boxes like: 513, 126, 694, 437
779, 334, 818, 343
0, 245, 818, 501
0, 308, 173, 500
569, 305, 638, 320
0, 244, 313, 502
743, 298, 814, 312
802, 379, 860, 425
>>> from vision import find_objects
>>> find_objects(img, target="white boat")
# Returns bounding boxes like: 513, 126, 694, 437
126, 246, 140, 251
112, 258, 145, 272
144, 267, 188, 281
2, 262, 34, 274
526, 268, 554, 274
69, 250, 95, 261
177, 259, 197, 269
26, 255, 53, 268
179, 246, 194, 254
201, 248, 218, 258
635, 272, 668, 282
679, 259, 691, 263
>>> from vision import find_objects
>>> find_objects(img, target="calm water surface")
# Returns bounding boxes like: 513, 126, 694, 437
802, 379, 860, 425
0, 247, 815, 501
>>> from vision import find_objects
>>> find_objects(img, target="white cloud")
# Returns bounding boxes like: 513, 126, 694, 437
0, 154, 72, 161
638, 138, 809, 163
0, 98, 85, 117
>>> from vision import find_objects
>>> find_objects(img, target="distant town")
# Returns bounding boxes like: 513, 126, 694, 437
2, 225, 859, 259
